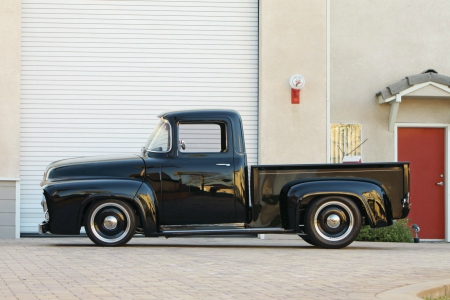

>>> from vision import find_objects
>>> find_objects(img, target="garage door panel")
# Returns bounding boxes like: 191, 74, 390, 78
20, 0, 258, 233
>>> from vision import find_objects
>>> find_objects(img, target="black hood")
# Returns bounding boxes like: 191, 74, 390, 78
41, 154, 145, 186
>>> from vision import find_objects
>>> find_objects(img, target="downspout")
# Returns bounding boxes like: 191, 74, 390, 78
326, 0, 331, 163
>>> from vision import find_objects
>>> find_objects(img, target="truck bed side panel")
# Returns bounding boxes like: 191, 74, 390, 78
250, 163, 409, 228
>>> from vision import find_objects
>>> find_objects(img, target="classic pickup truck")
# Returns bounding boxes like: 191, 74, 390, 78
39, 110, 410, 248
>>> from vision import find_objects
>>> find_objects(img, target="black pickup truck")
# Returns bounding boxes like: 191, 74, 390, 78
39, 110, 410, 248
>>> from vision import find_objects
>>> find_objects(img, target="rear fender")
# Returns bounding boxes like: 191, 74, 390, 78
280, 179, 392, 232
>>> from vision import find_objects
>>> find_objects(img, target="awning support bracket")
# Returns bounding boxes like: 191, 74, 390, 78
388, 94, 401, 132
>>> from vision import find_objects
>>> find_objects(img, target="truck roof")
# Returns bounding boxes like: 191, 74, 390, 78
158, 109, 241, 120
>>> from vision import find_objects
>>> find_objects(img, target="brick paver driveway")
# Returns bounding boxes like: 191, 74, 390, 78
0, 237, 449, 299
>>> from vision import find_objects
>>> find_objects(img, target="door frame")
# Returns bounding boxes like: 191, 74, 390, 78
394, 123, 449, 242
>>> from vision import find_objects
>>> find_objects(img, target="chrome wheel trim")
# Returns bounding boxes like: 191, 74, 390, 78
326, 214, 341, 228
90, 203, 131, 243
314, 201, 354, 242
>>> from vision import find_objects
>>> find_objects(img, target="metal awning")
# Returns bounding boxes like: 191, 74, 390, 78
377, 70, 450, 131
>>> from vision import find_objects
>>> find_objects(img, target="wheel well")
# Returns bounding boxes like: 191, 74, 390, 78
80, 197, 143, 229
299, 194, 369, 226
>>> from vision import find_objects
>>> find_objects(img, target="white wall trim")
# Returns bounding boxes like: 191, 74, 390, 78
0, 178, 20, 181
326, 0, 331, 163
15, 182, 20, 239
430, 82, 450, 93
388, 94, 402, 132
0, 178, 20, 238
394, 123, 450, 242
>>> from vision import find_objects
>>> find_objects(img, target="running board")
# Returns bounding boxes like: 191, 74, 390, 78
158, 227, 294, 236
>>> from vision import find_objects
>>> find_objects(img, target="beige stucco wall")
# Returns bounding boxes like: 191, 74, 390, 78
258, 0, 327, 164
398, 97, 450, 124
330, 0, 450, 162
0, 0, 20, 178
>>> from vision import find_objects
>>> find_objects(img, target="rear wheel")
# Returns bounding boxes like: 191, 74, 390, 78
305, 196, 361, 249
85, 199, 136, 246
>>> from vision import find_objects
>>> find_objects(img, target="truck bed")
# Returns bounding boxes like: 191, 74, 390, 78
250, 162, 410, 228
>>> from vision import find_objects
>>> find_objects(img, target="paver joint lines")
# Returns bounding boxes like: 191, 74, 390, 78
0, 237, 449, 299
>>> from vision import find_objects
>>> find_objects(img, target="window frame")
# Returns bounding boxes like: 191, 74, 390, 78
146, 118, 173, 154
177, 121, 228, 154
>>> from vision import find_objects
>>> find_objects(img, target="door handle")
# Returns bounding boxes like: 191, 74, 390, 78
216, 164, 230, 167
437, 182, 444, 186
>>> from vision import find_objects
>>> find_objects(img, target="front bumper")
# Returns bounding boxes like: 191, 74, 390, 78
39, 194, 50, 234
38, 221, 50, 234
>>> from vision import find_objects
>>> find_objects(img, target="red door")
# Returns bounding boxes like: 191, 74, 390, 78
398, 128, 445, 239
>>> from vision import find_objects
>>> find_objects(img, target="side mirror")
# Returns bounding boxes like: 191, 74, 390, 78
141, 147, 147, 156
178, 140, 186, 151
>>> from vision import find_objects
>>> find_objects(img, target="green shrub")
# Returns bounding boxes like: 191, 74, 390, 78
356, 219, 413, 243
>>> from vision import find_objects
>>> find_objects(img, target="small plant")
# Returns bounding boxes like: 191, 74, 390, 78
356, 219, 413, 243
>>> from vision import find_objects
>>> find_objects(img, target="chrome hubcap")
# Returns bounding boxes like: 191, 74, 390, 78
326, 214, 341, 228
104, 216, 118, 230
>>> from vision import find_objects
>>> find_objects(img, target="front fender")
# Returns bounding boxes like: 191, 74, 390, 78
78, 182, 159, 236
133, 182, 159, 235
43, 179, 145, 235
279, 179, 392, 231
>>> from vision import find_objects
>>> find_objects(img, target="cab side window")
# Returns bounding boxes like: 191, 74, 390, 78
179, 122, 227, 153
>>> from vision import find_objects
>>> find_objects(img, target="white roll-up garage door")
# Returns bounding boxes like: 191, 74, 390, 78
21, 0, 258, 233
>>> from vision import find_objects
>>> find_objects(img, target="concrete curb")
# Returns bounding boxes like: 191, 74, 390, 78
377, 278, 450, 300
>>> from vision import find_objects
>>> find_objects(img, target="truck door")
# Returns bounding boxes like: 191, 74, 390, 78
161, 120, 235, 225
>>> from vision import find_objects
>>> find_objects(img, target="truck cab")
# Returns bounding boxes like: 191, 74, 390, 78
143, 110, 249, 226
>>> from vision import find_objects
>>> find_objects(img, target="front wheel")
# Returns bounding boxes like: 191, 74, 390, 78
305, 196, 361, 249
298, 234, 316, 246
85, 199, 136, 246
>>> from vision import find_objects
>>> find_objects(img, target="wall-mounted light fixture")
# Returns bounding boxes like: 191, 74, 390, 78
411, 224, 420, 243
289, 74, 305, 104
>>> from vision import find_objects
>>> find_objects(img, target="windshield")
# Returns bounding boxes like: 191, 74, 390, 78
145, 119, 172, 153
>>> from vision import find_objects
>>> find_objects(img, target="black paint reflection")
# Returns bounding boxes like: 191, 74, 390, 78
161, 152, 235, 225
362, 190, 388, 224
